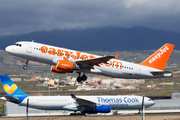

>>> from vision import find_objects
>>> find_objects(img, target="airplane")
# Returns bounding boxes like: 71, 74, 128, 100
5, 41, 174, 83
0, 75, 155, 114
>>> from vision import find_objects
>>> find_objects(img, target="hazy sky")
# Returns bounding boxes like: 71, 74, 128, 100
1, 0, 180, 36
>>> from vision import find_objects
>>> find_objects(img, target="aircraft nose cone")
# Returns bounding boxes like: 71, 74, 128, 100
148, 101, 155, 107
5, 46, 13, 53
144, 98, 155, 107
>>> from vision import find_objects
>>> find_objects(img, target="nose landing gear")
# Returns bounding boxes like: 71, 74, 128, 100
23, 65, 27, 70
23, 60, 29, 70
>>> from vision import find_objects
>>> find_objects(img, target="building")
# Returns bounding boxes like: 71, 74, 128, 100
31, 76, 37, 81
5, 101, 71, 116
76, 85, 92, 91
11, 78, 22, 81
48, 79, 55, 86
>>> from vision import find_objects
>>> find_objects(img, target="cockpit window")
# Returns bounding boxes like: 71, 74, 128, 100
148, 99, 152, 101
15, 43, 22, 47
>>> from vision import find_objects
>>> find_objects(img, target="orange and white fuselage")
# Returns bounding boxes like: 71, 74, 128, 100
5, 41, 174, 80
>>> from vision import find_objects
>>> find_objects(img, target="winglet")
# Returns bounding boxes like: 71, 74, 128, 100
114, 54, 120, 59
139, 43, 175, 70
71, 94, 76, 98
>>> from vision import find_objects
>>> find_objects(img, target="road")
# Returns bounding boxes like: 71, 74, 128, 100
1, 113, 180, 120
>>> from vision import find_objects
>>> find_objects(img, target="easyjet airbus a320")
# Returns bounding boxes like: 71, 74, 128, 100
5, 41, 174, 83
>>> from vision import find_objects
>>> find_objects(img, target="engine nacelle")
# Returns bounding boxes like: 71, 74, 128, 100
56, 60, 79, 72
82, 105, 111, 114
95, 105, 111, 113
51, 65, 66, 74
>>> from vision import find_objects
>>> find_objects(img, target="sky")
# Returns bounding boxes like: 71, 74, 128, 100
1, 0, 180, 36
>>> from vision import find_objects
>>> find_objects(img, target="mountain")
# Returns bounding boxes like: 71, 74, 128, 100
0, 26, 180, 51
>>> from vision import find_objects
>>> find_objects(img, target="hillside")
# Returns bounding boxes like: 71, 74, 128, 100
0, 26, 180, 51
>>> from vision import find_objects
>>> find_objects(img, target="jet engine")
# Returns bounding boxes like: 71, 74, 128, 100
56, 60, 79, 72
94, 105, 111, 113
82, 105, 111, 114
51, 65, 66, 74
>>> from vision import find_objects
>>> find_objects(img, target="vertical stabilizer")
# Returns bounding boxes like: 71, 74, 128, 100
139, 43, 174, 70
0, 75, 29, 103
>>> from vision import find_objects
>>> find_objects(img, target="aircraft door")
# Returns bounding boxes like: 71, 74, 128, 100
26, 41, 33, 53
136, 65, 141, 76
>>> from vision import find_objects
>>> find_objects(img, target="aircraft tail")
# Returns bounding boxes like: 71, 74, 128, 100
139, 43, 175, 70
0, 75, 29, 103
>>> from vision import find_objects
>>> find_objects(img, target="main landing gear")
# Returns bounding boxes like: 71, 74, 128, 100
70, 112, 85, 115
76, 72, 87, 83
23, 60, 29, 70
70, 111, 86, 115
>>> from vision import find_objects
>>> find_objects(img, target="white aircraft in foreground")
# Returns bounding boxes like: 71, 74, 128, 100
0, 75, 155, 114
5, 41, 174, 83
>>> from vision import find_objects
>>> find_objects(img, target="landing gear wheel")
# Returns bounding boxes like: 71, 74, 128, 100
70, 113, 85, 115
76, 72, 88, 83
81, 75, 87, 81
77, 77, 82, 83
23, 65, 27, 70
23, 59, 29, 70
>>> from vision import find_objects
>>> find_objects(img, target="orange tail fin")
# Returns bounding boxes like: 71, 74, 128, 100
139, 43, 175, 70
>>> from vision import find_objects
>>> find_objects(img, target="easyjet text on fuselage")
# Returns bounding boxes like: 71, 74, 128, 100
40, 46, 123, 69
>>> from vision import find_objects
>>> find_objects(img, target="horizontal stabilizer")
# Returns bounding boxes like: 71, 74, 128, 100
0, 96, 19, 102
151, 71, 172, 75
